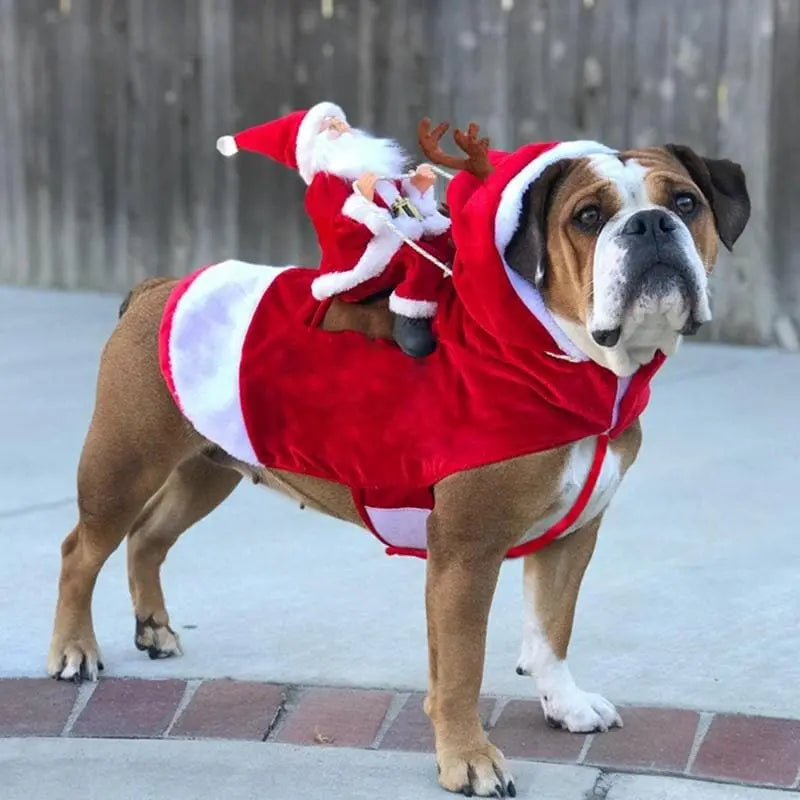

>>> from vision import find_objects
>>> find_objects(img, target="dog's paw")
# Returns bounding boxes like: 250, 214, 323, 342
47, 638, 103, 683
540, 688, 622, 733
135, 616, 183, 660
438, 743, 515, 797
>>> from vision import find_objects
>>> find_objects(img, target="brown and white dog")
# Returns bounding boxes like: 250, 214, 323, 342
47, 135, 749, 796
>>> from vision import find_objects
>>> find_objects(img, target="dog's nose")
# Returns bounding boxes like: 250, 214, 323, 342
621, 209, 677, 238
591, 327, 622, 348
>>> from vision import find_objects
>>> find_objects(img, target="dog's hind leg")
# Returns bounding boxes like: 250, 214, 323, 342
47, 281, 196, 681
516, 515, 622, 733
47, 422, 190, 681
127, 453, 242, 659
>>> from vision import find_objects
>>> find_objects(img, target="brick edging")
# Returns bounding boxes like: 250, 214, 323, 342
2, 678, 799, 791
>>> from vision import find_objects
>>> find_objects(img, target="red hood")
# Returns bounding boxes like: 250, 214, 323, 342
446, 140, 617, 355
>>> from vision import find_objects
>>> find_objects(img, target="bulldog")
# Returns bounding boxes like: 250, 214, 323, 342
47, 120, 749, 797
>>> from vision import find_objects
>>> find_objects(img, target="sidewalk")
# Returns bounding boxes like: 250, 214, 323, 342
1, 286, 800, 798
2, 677, 800, 793
3, 738, 797, 800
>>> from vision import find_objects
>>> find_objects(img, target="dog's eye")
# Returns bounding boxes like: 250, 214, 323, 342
674, 192, 697, 217
573, 205, 603, 231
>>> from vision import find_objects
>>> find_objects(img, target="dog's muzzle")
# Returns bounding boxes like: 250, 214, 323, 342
591, 209, 706, 347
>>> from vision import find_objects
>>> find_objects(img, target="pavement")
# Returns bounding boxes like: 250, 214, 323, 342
3, 737, 798, 800
1, 285, 800, 798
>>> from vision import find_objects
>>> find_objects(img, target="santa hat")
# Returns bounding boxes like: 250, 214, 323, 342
216, 101, 346, 184
446, 140, 617, 355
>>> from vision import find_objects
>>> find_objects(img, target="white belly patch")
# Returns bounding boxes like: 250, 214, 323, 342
516, 437, 623, 547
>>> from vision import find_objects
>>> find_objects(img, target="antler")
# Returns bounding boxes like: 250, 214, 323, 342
417, 118, 493, 180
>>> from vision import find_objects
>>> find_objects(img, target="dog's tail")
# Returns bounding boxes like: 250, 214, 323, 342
118, 276, 173, 318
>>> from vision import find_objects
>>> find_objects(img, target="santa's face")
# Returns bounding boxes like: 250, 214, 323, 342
322, 116, 351, 138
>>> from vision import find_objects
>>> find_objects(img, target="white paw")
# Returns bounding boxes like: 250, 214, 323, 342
540, 688, 622, 733
47, 640, 103, 683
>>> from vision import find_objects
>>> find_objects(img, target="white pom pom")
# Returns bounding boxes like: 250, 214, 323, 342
216, 135, 238, 157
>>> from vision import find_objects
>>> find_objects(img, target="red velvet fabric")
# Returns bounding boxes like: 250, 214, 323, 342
232, 142, 666, 490
237, 266, 663, 491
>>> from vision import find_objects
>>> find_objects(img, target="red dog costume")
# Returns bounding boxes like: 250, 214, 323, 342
161, 139, 666, 559
217, 101, 452, 321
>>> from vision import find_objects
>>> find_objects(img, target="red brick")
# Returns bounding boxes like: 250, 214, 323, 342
691, 714, 800, 787
380, 693, 495, 753
70, 679, 186, 738
275, 687, 391, 748
170, 681, 285, 740
490, 700, 587, 762
585, 707, 700, 772
0, 679, 78, 737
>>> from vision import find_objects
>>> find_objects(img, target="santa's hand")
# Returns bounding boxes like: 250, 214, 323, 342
410, 164, 436, 195
355, 171, 378, 202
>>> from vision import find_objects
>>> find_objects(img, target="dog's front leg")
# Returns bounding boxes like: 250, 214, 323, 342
516, 516, 622, 733
425, 512, 515, 797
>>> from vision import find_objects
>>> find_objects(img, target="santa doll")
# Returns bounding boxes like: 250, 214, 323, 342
217, 101, 453, 357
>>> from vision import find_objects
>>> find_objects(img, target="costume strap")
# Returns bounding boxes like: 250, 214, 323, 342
351, 180, 453, 277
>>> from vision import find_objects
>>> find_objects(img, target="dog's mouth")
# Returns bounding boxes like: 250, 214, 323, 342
591, 260, 708, 349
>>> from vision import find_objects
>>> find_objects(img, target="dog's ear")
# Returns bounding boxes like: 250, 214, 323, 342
665, 144, 751, 251
504, 161, 567, 288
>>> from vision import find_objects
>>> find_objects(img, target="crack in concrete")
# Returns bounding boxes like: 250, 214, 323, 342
583, 770, 615, 800
263, 685, 297, 742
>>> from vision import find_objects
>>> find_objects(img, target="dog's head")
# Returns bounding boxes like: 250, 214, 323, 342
504, 144, 750, 375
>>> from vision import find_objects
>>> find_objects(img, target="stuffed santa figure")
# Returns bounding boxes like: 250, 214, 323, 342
217, 101, 453, 357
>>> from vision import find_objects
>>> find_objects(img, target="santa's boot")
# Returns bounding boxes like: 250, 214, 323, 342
392, 314, 436, 358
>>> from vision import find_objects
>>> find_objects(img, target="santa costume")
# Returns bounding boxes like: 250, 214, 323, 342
216, 101, 453, 357
159, 135, 668, 560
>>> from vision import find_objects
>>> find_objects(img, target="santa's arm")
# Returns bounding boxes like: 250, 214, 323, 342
401, 172, 451, 239
307, 173, 392, 251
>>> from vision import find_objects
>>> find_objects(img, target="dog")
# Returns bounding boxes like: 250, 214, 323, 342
47, 126, 749, 797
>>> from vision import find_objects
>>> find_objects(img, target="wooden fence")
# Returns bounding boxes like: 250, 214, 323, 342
0, 0, 798, 346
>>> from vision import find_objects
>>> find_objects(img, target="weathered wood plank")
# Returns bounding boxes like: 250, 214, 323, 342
711, 0, 776, 345
505, 0, 551, 145
770, 0, 800, 348
0, 0, 29, 284
190, 0, 236, 275
91, 0, 132, 290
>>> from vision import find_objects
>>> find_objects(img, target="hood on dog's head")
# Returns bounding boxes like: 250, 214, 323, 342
445, 140, 616, 360
445, 136, 750, 376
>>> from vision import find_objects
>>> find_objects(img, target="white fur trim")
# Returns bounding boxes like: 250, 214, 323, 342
388, 211, 424, 240
168, 260, 288, 465
311, 228, 403, 300
401, 177, 438, 216
399, 179, 450, 237
342, 191, 391, 235
421, 211, 450, 237
364, 506, 431, 549
216, 135, 238, 157
375, 181, 424, 240
494, 141, 617, 362
389, 292, 437, 318
296, 101, 346, 184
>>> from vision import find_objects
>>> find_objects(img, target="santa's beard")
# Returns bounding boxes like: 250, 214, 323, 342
306, 128, 409, 181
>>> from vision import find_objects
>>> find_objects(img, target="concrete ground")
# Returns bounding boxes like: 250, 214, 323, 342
1, 738, 797, 800
1, 285, 800, 798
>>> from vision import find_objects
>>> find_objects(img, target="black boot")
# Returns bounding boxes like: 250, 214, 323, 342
392, 314, 436, 358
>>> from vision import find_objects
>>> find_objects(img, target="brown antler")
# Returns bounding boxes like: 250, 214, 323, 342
417, 118, 493, 179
